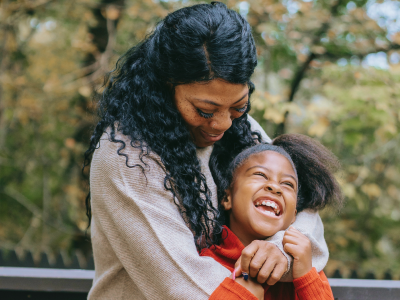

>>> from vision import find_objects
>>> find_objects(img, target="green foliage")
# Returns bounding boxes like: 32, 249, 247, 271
312, 66, 400, 277
1, 0, 400, 277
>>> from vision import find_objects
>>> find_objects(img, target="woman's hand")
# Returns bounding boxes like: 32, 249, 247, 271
234, 240, 288, 285
283, 227, 312, 279
230, 274, 264, 300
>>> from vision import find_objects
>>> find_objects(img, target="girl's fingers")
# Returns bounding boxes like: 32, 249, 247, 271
285, 227, 303, 237
256, 258, 275, 284
252, 241, 287, 284
266, 262, 287, 286
234, 259, 242, 278
282, 235, 301, 246
288, 226, 299, 232
248, 250, 271, 278
234, 264, 242, 278
238, 241, 288, 284
283, 242, 299, 257
239, 241, 260, 275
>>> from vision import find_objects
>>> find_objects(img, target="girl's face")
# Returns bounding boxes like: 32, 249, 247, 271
223, 151, 298, 246
174, 79, 249, 148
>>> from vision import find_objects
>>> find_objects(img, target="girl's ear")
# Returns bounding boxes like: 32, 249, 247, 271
290, 209, 297, 224
221, 189, 233, 211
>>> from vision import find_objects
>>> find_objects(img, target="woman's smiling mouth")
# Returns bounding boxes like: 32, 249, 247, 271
199, 129, 224, 142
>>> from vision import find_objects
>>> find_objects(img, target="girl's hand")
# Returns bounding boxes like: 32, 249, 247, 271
230, 274, 265, 300
234, 240, 288, 285
283, 227, 312, 279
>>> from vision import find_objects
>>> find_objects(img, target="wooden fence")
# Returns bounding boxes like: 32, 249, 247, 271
0, 249, 94, 270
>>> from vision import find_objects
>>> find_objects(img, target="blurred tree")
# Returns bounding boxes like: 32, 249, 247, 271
0, 0, 176, 262
246, 0, 400, 277
0, 0, 399, 277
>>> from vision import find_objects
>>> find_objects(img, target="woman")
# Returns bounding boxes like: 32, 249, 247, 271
84, 2, 328, 299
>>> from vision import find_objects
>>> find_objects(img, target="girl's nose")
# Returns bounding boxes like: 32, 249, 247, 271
265, 181, 282, 195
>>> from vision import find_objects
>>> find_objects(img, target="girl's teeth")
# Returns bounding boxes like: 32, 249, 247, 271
256, 200, 280, 216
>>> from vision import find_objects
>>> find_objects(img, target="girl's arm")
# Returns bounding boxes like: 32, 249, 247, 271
210, 277, 264, 300
283, 227, 333, 299
293, 269, 334, 300
89, 132, 259, 300
247, 115, 329, 282
269, 210, 329, 282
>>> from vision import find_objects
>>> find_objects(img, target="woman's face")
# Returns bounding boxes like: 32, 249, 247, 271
223, 151, 298, 246
174, 79, 249, 148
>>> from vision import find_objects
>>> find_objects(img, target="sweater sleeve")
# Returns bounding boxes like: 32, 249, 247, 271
247, 116, 329, 282
89, 133, 255, 300
210, 278, 259, 300
247, 115, 272, 143
293, 268, 334, 300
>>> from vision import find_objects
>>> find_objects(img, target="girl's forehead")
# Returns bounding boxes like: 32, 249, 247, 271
239, 150, 296, 176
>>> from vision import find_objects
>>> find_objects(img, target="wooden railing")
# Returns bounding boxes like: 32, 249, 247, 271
1, 267, 400, 300
0, 249, 396, 280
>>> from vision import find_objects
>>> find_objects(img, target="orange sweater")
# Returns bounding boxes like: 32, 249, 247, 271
202, 226, 334, 300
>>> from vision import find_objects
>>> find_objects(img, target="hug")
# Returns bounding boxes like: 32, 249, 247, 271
84, 2, 343, 299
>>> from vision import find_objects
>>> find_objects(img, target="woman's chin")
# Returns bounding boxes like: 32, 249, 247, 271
193, 136, 215, 148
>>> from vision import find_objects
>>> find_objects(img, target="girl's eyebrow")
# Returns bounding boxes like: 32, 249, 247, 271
193, 93, 248, 107
246, 165, 298, 184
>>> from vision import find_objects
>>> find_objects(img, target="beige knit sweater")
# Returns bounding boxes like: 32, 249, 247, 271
88, 116, 328, 299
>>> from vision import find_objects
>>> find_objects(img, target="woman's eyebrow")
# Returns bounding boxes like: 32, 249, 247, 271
193, 93, 248, 106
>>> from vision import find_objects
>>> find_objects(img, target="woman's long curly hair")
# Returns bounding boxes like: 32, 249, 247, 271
83, 2, 261, 248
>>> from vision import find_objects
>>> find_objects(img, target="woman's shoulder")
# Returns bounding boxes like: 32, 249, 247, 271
247, 115, 271, 143
91, 127, 165, 176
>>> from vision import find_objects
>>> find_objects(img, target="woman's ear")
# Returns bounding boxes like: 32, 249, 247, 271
291, 209, 297, 224
221, 189, 233, 211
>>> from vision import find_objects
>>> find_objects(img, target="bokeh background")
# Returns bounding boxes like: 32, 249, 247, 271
1, 0, 400, 279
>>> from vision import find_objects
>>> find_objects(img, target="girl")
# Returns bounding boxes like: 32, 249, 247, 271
201, 134, 343, 300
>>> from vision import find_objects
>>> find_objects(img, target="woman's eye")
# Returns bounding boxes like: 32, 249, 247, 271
196, 109, 213, 119
234, 104, 248, 113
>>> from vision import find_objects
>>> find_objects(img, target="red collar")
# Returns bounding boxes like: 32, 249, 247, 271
212, 226, 245, 261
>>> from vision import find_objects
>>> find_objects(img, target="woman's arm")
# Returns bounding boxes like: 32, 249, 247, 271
88, 132, 259, 299
247, 116, 329, 282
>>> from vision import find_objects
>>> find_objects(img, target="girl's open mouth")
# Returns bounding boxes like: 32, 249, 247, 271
254, 199, 282, 217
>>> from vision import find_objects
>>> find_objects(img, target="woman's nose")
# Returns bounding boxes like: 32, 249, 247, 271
265, 181, 282, 195
211, 111, 233, 132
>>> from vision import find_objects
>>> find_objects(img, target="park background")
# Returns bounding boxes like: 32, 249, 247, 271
0, 0, 399, 279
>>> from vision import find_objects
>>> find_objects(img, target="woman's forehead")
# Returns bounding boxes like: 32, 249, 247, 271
176, 79, 248, 105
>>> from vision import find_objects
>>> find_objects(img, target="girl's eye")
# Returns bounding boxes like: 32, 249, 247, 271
234, 104, 248, 113
283, 182, 294, 188
196, 109, 213, 119
254, 172, 267, 179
